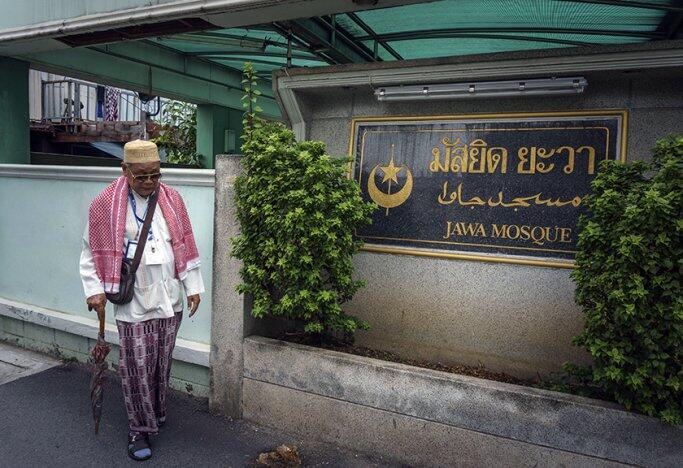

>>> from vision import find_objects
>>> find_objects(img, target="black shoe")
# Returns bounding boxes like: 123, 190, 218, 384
157, 417, 165, 428
127, 433, 152, 461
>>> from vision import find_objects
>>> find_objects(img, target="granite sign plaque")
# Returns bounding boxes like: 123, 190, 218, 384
350, 111, 627, 266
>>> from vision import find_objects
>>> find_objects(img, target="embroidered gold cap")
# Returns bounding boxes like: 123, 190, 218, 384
123, 139, 160, 164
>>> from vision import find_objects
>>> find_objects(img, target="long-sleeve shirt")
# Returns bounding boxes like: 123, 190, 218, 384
80, 188, 204, 323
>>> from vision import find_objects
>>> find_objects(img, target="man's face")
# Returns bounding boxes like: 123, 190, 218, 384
122, 161, 161, 197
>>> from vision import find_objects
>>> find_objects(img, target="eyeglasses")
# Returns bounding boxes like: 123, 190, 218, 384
128, 171, 162, 182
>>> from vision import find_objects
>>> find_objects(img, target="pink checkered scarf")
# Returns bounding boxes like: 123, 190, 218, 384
88, 176, 201, 294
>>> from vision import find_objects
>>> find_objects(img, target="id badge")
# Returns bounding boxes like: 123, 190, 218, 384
124, 240, 138, 261
145, 239, 165, 265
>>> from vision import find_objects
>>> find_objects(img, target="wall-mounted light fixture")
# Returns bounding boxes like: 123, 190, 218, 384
374, 77, 587, 102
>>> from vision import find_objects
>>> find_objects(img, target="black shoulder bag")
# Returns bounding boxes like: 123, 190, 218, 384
106, 190, 158, 305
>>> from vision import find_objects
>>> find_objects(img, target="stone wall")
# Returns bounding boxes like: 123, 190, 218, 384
288, 66, 683, 378
243, 336, 682, 467
300, 68, 683, 161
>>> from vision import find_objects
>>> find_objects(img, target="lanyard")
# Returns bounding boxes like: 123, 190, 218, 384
128, 188, 154, 241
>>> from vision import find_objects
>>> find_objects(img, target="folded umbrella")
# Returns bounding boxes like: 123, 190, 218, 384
89, 306, 111, 435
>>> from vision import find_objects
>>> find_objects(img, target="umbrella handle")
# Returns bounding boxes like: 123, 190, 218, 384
97, 307, 106, 340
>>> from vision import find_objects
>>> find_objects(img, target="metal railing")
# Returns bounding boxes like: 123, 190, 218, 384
41, 79, 163, 123
42, 79, 97, 122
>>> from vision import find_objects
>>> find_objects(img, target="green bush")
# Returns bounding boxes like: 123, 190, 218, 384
231, 63, 376, 337
571, 134, 682, 425
152, 100, 203, 167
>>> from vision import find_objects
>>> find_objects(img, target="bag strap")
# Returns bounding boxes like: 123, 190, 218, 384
129, 190, 158, 274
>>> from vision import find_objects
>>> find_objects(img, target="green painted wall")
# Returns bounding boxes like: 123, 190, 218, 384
0, 174, 214, 344
197, 104, 244, 169
0, 57, 29, 164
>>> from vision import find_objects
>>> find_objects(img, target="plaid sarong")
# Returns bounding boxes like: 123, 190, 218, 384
116, 313, 182, 434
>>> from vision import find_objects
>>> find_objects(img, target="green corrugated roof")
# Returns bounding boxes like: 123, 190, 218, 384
349, 0, 665, 34
151, 0, 678, 75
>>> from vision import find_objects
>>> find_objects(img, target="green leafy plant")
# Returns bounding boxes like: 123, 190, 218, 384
152, 100, 203, 167
570, 134, 682, 425
232, 62, 376, 338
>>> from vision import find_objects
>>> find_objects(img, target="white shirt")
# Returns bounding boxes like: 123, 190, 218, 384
80, 189, 204, 323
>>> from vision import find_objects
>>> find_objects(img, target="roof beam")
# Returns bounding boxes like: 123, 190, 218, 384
212, 57, 295, 67
283, 17, 377, 64
157, 32, 266, 51
345, 12, 403, 61
185, 50, 323, 61
141, 38, 251, 77
358, 32, 595, 48
158, 31, 315, 55
18, 40, 281, 117
98, 40, 249, 90
274, 41, 683, 91
270, 22, 338, 65
357, 27, 664, 42
666, 14, 683, 38
655, 0, 683, 39
320, 15, 381, 60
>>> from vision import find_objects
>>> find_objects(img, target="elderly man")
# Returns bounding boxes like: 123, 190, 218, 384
80, 139, 204, 461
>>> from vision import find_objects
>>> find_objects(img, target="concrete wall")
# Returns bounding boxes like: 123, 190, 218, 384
300, 67, 683, 166
289, 67, 683, 378
0, 313, 209, 397
243, 336, 682, 467
243, 337, 683, 466
209, 154, 297, 416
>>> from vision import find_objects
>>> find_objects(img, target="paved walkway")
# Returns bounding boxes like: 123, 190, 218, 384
0, 341, 60, 385
0, 342, 399, 467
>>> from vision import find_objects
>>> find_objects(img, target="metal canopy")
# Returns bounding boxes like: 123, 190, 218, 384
146, 0, 681, 78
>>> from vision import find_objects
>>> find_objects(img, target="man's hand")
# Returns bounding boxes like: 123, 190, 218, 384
187, 294, 201, 317
87, 293, 107, 314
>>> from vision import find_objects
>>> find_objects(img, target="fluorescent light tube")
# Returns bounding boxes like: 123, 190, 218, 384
375, 77, 587, 101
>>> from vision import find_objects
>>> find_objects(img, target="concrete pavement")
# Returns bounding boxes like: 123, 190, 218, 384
0, 342, 401, 467
0, 342, 60, 385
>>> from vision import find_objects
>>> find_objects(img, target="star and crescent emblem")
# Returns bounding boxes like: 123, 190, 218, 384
367, 146, 413, 215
